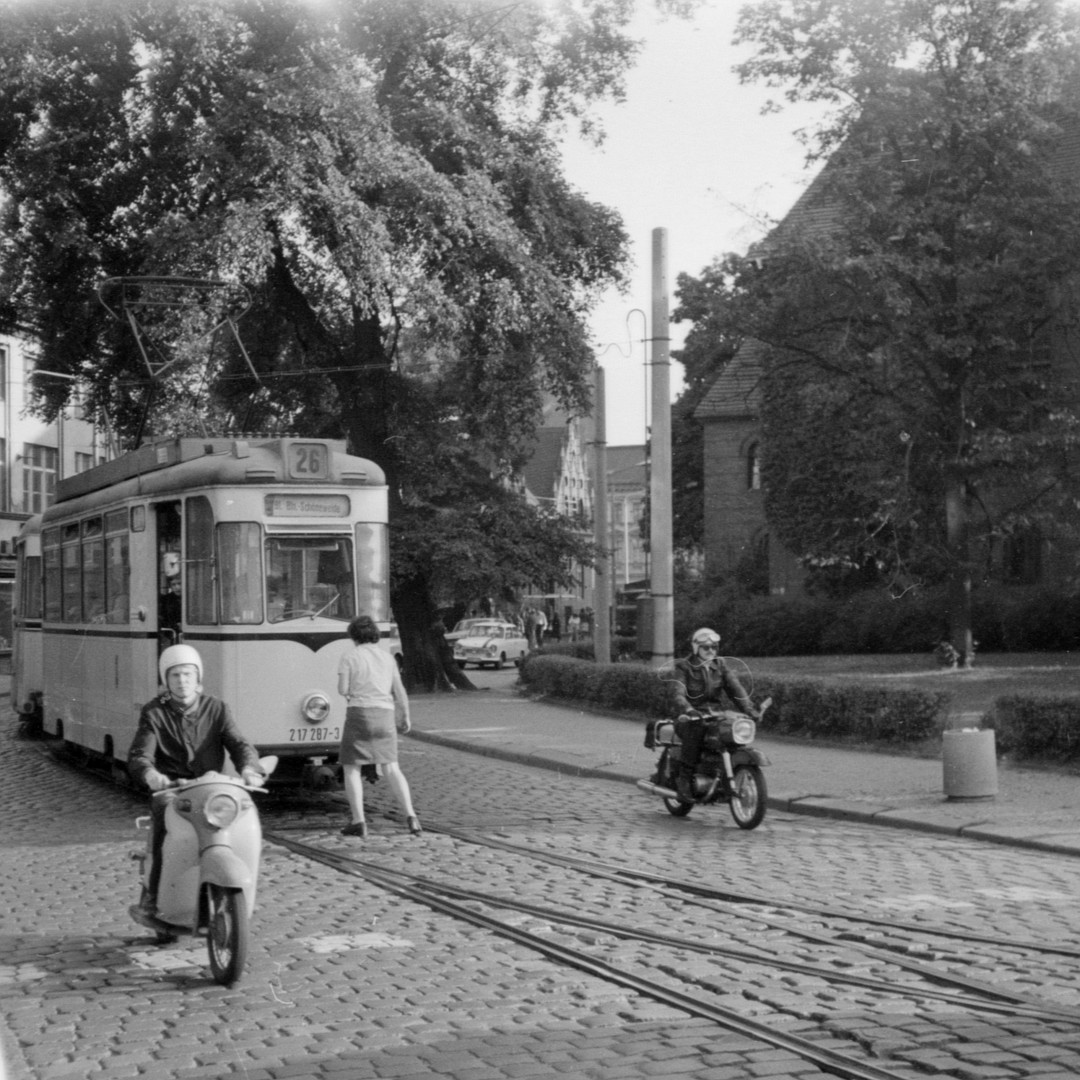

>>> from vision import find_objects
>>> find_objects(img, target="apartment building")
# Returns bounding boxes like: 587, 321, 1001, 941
0, 334, 109, 649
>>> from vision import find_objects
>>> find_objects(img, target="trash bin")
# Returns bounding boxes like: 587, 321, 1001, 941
942, 728, 997, 799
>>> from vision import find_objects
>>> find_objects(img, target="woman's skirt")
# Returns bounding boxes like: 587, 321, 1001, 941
339, 705, 398, 766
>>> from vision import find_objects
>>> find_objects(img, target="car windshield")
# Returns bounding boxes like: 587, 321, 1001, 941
469, 624, 503, 637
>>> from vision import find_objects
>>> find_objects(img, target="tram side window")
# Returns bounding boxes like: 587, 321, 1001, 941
354, 523, 390, 623
186, 496, 216, 624
105, 509, 129, 623
218, 522, 263, 624
82, 517, 105, 622
18, 552, 42, 622
43, 530, 60, 621
61, 523, 81, 622
18, 553, 42, 620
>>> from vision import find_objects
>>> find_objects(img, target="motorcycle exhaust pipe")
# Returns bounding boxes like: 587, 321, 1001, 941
636, 778, 680, 799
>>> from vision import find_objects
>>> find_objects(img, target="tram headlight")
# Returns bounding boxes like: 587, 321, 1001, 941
204, 793, 240, 829
301, 692, 332, 723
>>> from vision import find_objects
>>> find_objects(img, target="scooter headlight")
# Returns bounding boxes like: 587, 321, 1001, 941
301, 692, 331, 722
731, 717, 756, 744
204, 792, 241, 829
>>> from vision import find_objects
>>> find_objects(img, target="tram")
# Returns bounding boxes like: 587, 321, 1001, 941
13, 434, 393, 787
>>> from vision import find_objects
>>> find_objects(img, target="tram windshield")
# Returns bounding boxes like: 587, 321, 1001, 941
265, 536, 356, 623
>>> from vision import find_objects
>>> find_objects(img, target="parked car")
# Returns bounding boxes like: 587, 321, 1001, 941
452, 621, 529, 669
445, 617, 491, 642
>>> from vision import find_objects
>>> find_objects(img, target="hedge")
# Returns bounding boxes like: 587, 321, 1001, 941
519, 655, 947, 743
986, 694, 1080, 762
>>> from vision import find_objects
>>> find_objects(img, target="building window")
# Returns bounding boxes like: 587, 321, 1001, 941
23, 443, 58, 513
747, 442, 762, 491
75, 452, 94, 474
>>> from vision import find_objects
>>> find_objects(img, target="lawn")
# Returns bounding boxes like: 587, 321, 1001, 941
740, 652, 1080, 719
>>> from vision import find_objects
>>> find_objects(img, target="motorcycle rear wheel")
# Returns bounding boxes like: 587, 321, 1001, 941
206, 884, 249, 986
729, 764, 767, 830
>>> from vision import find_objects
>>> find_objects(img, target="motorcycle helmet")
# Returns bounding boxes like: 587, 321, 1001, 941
690, 628, 721, 656
159, 643, 203, 687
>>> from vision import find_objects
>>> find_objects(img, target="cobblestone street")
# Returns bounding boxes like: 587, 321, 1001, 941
5, 682, 1080, 1080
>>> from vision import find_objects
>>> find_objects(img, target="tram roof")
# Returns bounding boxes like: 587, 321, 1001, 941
54, 436, 385, 506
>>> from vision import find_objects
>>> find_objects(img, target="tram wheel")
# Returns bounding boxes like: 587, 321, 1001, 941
206, 885, 249, 986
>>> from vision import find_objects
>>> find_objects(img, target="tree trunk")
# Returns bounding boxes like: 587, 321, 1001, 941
392, 572, 475, 693
944, 470, 975, 668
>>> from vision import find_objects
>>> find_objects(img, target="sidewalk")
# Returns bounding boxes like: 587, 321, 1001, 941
408, 684, 1080, 858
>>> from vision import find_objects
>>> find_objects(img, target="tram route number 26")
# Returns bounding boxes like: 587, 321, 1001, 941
287, 442, 330, 480
288, 727, 341, 743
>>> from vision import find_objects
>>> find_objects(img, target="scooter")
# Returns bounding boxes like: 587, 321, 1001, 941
129, 756, 277, 985
637, 700, 772, 830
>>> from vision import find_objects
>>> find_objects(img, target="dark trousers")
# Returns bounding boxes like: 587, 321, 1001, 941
146, 792, 176, 904
675, 716, 706, 772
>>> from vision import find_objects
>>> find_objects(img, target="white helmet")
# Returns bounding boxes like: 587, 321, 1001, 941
690, 627, 721, 650
159, 644, 203, 687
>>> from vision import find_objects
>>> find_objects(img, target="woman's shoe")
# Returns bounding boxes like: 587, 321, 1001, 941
406, 815, 422, 836
341, 821, 368, 838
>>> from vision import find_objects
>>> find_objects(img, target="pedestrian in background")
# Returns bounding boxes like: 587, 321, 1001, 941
337, 614, 421, 838
568, 612, 581, 642
524, 607, 539, 649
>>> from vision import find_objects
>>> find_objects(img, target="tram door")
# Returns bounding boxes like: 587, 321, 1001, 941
155, 501, 182, 650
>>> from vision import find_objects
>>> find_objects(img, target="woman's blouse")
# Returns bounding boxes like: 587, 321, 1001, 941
337, 642, 401, 709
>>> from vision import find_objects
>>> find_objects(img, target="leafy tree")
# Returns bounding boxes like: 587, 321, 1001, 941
0, 0, 685, 687
683, 0, 1080, 664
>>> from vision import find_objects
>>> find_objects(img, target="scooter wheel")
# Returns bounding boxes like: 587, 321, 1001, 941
205, 884, 249, 986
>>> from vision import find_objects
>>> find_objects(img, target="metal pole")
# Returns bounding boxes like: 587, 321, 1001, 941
592, 366, 612, 664
649, 228, 674, 668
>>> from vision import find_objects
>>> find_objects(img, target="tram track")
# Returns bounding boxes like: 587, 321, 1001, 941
266, 823, 1080, 1080
267, 830, 922, 1080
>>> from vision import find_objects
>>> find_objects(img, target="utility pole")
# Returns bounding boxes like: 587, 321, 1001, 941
592, 365, 611, 664
649, 228, 674, 668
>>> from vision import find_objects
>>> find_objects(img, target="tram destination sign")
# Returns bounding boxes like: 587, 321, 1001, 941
265, 494, 350, 518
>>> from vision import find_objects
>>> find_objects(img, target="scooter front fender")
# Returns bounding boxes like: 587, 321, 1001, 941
200, 845, 255, 900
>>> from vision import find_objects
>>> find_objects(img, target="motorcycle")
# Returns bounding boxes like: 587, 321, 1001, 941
129, 756, 277, 985
637, 700, 772, 830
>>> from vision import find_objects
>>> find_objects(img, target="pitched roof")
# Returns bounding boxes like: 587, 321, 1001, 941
695, 339, 766, 420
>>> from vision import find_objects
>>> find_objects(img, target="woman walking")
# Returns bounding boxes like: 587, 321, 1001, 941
336, 614, 421, 838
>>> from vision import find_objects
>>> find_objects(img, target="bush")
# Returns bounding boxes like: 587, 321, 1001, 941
519, 656, 947, 743
727, 595, 838, 656
519, 654, 673, 715
987, 693, 1080, 761
818, 589, 947, 654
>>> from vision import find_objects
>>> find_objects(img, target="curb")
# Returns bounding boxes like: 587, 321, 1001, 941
408, 728, 1080, 859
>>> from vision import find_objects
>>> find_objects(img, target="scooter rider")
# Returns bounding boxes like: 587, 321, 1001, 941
128, 644, 266, 920
672, 628, 758, 802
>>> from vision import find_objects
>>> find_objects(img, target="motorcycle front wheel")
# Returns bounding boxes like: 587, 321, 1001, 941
729, 764, 767, 830
205, 884, 249, 986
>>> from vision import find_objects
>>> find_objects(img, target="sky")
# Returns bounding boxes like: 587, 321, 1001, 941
560, 0, 828, 448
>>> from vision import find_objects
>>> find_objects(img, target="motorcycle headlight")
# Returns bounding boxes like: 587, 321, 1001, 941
731, 717, 756, 744
301, 692, 331, 722
204, 792, 240, 829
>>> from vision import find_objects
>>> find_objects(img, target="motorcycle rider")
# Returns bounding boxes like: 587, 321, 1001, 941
671, 628, 759, 802
128, 644, 266, 921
